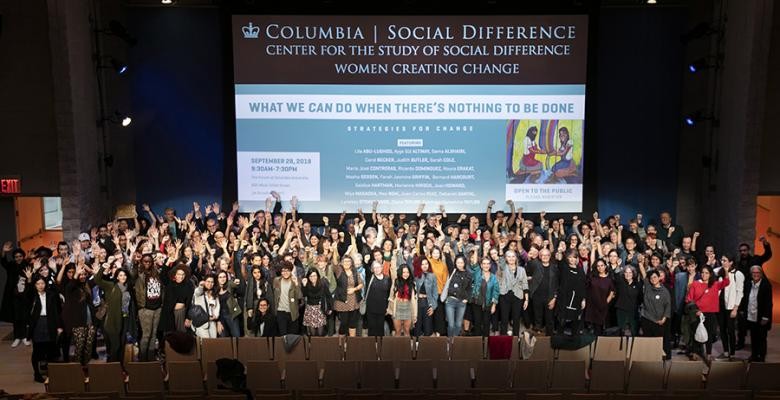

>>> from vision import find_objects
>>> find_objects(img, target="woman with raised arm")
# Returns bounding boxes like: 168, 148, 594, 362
134, 253, 162, 361
243, 265, 273, 336
426, 245, 449, 337
496, 250, 529, 336
686, 265, 729, 361
413, 258, 438, 336
715, 253, 743, 360
192, 274, 222, 338
94, 263, 137, 364
63, 262, 94, 365
215, 270, 243, 337
443, 254, 473, 337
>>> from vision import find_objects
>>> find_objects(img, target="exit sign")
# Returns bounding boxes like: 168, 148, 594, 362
0, 177, 21, 195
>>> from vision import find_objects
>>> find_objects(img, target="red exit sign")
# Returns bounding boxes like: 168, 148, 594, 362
1, 177, 21, 194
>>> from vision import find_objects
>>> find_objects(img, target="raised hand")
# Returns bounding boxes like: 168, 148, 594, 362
372, 200, 379, 210
290, 196, 298, 209
487, 199, 496, 208
323, 216, 329, 226
142, 203, 151, 212
212, 202, 221, 215
205, 204, 213, 215
270, 191, 281, 200
2, 241, 12, 253
232, 201, 239, 212
265, 197, 273, 211
693, 232, 700, 239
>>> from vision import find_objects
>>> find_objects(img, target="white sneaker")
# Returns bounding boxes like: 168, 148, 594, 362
23, 339, 31, 346
11, 339, 21, 348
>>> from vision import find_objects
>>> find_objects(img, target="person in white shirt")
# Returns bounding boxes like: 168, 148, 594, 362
192, 275, 222, 338
743, 265, 772, 362
714, 254, 744, 360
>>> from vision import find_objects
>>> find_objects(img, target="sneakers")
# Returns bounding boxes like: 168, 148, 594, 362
23, 339, 31, 346
716, 352, 730, 360
11, 339, 21, 348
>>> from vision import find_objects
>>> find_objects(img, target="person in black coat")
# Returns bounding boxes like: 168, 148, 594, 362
742, 265, 773, 362
28, 273, 63, 382
736, 239, 772, 349
249, 298, 278, 337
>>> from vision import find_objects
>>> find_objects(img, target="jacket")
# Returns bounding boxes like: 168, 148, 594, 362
686, 277, 729, 313
191, 286, 220, 338
94, 270, 138, 341
334, 269, 363, 303
641, 282, 671, 321
249, 311, 279, 337
387, 280, 418, 322
715, 268, 744, 311
243, 276, 273, 316
29, 289, 63, 342
496, 259, 529, 300
741, 278, 773, 329
470, 270, 500, 307
527, 260, 559, 301
414, 272, 438, 311
134, 271, 164, 310
272, 277, 302, 321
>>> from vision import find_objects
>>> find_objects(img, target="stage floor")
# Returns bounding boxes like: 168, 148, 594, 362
0, 322, 778, 396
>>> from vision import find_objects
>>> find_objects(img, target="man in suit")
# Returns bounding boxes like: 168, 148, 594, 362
742, 265, 773, 362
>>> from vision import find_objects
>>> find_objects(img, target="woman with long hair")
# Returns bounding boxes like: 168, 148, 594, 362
425, 246, 449, 336
686, 264, 729, 361
333, 256, 364, 337
215, 270, 243, 337
471, 257, 499, 337
62, 263, 94, 365
243, 265, 273, 336
413, 258, 438, 336
192, 274, 222, 338
496, 250, 529, 336
160, 263, 194, 334
551, 127, 575, 178
715, 253, 743, 360
389, 265, 417, 337
444, 254, 473, 337
584, 259, 615, 335
301, 268, 332, 336
135, 254, 162, 361
94, 264, 137, 364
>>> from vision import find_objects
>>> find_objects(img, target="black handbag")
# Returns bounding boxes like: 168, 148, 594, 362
188, 293, 209, 328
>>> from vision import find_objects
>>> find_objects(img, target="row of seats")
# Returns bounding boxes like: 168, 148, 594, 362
171, 335, 665, 370
36, 388, 780, 400
45, 359, 780, 395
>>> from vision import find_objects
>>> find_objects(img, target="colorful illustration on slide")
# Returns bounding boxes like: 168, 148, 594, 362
506, 119, 583, 184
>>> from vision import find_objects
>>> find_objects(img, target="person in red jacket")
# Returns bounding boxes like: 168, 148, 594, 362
686, 265, 729, 361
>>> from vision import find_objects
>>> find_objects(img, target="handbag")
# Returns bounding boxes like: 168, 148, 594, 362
439, 271, 455, 303
188, 293, 210, 328
359, 275, 372, 316
694, 314, 708, 343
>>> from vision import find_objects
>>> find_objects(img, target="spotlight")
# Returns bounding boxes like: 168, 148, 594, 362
683, 111, 718, 127
107, 20, 137, 47
688, 58, 708, 73
647, 0, 657, 4
110, 58, 128, 75
98, 111, 132, 128
161, 0, 175, 4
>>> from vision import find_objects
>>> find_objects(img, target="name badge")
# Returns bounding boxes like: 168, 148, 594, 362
454, 283, 459, 288
705, 289, 709, 294
655, 295, 660, 300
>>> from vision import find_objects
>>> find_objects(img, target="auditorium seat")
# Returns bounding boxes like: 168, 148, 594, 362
309, 336, 344, 369
746, 363, 780, 391
46, 362, 86, 394
593, 336, 629, 361
360, 360, 396, 390
436, 360, 471, 390
526, 394, 563, 400
628, 337, 663, 366
167, 390, 206, 399
666, 361, 705, 391
121, 389, 164, 400
474, 360, 512, 389
478, 392, 516, 400
626, 361, 665, 393
345, 336, 379, 361
246, 361, 283, 391
706, 362, 747, 390
397, 359, 434, 389
207, 394, 248, 400
513, 360, 549, 391
87, 362, 125, 394
274, 335, 307, 367
549, 360, 587, 391
236, 336, 272, 364
252, 389, 292, 400
166, 361, 204, 393
380, 336, 415, 367
298, 391, 338, 400
321, 360, 359, 390
126, 363, 166, 393
450, 336, 485, 368
283, 360, 320, 390
165, 338, 199, 362
200, 338, 234, 371
526, 336, 553, 361
556, 344, 592, 370
588, 360, 625, 393
487, 335, 519, 360
570, 394, 609, 399
416, 336, 449, 366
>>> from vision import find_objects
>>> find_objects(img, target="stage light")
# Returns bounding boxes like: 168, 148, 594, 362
161, 0, 175, 4
688, 58, 708, 73
683, 110, 718, 127
647, 0, 657, 4
121, 116, 132, 127
97, 111, 132, 128
110, 58, 128, 75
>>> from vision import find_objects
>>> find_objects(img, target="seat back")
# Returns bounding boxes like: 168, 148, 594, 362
512, 360, 550, 391
450, 336, 484, 368
236, 337, 272, 364
416, 336, 449, 366
284, 360, 320, 390
246, 361, 283, 391
397, 359, 434, 389
310, 336, 344, 369
345, 336, 378, 361
556, 344, 592, 370
486, 335, 519, 360
593, 336, 629, 361
667, 361, 705, 391
126, 362, 165, 392
589, 360, 626, 393
436, 360, 471, 390
746, 363, 780, 391
87, 362, 125, 394
200, 338, 235, 371
321, 360, 359, 389
274, 335, 307, 367
47, 363, 86, 393
167, 361, 204, 393
360, 360, 396, 390
474, 360, 511, 389
629, 337, 662, 366
166, 339, 199, 362
526, 336, 553, 361
706, 362, 747, 390
380, 337, 414, 367
627, 361, 665, 393
549, 360, 587, 391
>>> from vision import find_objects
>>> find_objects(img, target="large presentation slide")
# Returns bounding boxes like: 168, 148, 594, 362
232, 15, 588, 213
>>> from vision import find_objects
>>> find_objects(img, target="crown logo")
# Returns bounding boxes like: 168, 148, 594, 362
242, 22, 260, 39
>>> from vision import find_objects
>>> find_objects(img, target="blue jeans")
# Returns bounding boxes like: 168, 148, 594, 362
445, 297, 467, 337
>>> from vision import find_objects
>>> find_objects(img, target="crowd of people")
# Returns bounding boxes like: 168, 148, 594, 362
0, 193, 774, 383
